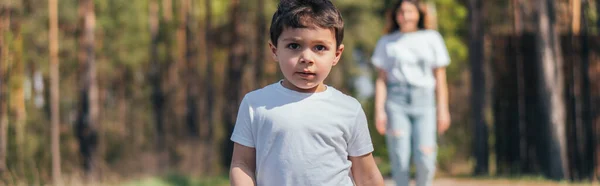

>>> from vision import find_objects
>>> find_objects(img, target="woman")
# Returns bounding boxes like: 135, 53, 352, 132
371, 0, 451, 185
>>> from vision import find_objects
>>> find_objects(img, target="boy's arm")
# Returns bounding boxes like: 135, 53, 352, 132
230, 143, 256, 186
349, 153, 385, 186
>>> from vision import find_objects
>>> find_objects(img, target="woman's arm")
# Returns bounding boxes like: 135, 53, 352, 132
230, 143, 257, 186
434, 67, 451, 135
375, 69, 388, 135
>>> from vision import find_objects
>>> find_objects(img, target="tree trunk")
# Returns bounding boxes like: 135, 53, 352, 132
202, 0, 215, 173
181, 0, 199, 138
162, 0, 172, 22
513, 0, 523, 34
593, 0, 600, 177
565, 0, 586, 178
222, 0, 246, 168
76, 0, 98, 181
149, 0, 167, 171
0, 6, 8, 174
579, 0, 594, 180
535, 0, 569, 180
469, 0, 488, 176
48, 0, 62, 183
164, 0, 180, 142
596, 0, 600, 30
571, 0, 581, 34
513, 0, 534, 174
10, 14, 26, 173
117, 67, 130, 138
255, 0, 266, 88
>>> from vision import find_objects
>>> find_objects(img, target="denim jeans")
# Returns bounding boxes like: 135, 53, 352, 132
385, 82, 437, 186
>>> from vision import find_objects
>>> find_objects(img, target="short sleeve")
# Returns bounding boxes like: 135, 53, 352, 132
230, 95, 255, 148
371, 37, 388, 70
430, 31, 451, 68
347, 105, 374, 157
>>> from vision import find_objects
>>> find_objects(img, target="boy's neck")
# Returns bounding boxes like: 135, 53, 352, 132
280, 80, 327, 93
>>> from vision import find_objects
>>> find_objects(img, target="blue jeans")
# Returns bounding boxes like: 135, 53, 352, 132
385, 83, 437, 186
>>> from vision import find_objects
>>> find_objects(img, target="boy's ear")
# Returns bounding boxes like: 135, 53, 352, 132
332, 44, 344, 66
269, 42, 278, 61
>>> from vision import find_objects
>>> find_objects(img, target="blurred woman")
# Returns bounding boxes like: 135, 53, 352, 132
371, 0, 451, 185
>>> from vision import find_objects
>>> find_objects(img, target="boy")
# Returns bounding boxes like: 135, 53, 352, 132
229, 0, 385, 185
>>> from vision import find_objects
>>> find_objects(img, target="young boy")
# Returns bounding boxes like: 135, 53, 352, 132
229, 0, 385, 185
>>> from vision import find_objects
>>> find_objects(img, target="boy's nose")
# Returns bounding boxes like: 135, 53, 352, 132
299, 50, 315, 64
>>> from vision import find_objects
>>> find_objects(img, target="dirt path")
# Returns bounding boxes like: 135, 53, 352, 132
384, 178, 597, 186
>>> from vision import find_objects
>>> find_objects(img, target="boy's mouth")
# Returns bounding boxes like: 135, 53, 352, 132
295, 71, 316, 78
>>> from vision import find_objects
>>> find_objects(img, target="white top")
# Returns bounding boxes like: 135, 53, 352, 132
371, 30, 450, 88
231, 81, 374, 186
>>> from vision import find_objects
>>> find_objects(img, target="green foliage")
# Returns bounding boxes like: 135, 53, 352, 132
435, 0, 468, 82
121, 174, 229, 186
96, 0, 151, 69
585, 0, 598, 34
336, 0, 386, 76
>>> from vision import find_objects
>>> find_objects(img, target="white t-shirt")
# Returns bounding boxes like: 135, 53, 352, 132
371, 30, 450, 88
231, 81, 374, 186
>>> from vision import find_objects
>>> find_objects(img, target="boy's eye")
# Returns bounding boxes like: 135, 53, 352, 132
315, 45, 327, 51
287, 43, 301, 50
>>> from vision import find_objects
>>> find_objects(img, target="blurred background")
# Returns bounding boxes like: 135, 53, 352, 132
0, 0, 599, 185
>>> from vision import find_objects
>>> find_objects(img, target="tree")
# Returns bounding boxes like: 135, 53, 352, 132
585, 0, 600, 180
202, 0, 215, 173
579, 0, 600, 179
8, 7, 27, 172
559, 1, 595, 180
222, 0, 246, 168
512, 0, 523, 34
571, 0, 581, 34
0, 5, 9, 174
149, 0, 167, 171
513, 0, 533, 174
0, 4, 26, 176
162, 0, 172, 22
75, 0, 99, 180
596, 0, 600, 30
255, 0, 266, 87
48, 0, 62, 184
181, 0, 199, 138
469, 0, 488, 175
535, 0, 569, 180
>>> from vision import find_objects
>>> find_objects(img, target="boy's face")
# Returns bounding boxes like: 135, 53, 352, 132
269, 27, 344, 93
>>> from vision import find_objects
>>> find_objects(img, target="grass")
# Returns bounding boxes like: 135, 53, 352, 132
448, 174, 599, 186
118, 170, 598, 186
121, 173, 229, 186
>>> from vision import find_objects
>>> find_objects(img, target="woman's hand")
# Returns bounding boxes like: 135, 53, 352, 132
375, 110, 387, 135
374, 69, 388, 136
434, 67, 450, 135
437, 109, 451, 135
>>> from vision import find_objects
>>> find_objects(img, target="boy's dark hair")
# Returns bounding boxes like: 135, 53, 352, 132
270, 0, 344, 48
386, 0, 426, 33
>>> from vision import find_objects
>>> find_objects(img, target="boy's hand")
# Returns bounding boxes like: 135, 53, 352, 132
349, 153, 385, 186
230, 143, 256, 186
437, 109, 451, 135
375, 111, 387, 135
